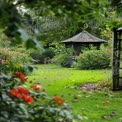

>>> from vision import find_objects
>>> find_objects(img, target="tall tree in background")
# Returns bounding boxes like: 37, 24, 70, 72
0, 0, 122, 47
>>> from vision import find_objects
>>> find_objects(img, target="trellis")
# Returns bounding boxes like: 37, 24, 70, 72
112, 27, 122, 90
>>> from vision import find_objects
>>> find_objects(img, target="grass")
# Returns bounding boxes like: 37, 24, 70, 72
27, 64, 122, 122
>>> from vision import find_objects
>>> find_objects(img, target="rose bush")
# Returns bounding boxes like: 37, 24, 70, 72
0, 48, 31, 74
0, 71, 74, 122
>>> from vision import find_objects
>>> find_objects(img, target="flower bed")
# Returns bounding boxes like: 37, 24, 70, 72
0, 71, 74, 122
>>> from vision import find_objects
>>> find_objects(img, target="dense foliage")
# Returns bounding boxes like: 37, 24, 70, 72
0, 48, 30, 74
30, 48, 55, 64
52, 54, 74, 68
0, 0, 122, 48
60, 56, 74, 68
76, 49, 111, 69
52, 47, 75, 68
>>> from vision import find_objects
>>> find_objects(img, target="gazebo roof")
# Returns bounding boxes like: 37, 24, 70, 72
61, 31, 106, 43
117, 27, 122, 31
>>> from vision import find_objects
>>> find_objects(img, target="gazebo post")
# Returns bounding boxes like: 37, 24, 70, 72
96, 43, 100, 50
87, 44, 91, 50
73, 43, 81, 55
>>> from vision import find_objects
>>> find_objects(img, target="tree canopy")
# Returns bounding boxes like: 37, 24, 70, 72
0, 0, 122, 48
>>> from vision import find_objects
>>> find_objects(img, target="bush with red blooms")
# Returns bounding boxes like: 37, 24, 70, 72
0, 71, 74, 122
13, 72, 27, 82
10, 86, 33, 104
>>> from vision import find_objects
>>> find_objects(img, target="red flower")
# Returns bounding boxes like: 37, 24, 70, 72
21, 94, 27, 100
22, 95, 33, 104
19, 75, 27, 82
17, 87, 29, 95
10, 89, 21, 98
31, 85, 40, 91
53, 96, 64, 106
10, 87, 33, 104
13, 72, 27, 82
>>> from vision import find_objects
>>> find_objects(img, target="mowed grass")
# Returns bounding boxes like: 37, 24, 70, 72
27, 64, 122, 122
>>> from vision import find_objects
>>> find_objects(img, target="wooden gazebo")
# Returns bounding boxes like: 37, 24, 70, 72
61, 31, 106, 55
112, 27, 122, 90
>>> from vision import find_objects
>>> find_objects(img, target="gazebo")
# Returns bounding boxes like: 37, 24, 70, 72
61, 31, 106, 55
112, 27, 122, 90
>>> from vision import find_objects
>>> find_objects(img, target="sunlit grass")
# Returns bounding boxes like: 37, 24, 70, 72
27, 64, 122, 122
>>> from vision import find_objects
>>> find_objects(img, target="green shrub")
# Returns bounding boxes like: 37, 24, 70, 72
60, 56, 74, 68
30, 48, 55, 64
42, 48, 55, 59
76, 50, 111, 69
52, 54, 74, 68
0, 48, 30, 74
30, 50, 43, 63
52, 47, 75, 68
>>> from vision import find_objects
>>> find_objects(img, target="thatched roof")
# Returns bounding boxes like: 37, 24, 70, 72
61, 31, 106, 43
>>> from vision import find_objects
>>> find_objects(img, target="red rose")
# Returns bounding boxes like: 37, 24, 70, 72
17, 87, 29, 95
10, 89, 21, 98
53, 96, 64, 106
13, 72, 27, 82
24, 95, 33, 104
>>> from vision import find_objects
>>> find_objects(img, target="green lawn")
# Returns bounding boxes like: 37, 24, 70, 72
27, 64, 122, 122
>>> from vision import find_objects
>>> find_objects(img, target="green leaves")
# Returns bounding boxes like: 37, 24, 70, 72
1, 0, 121, 51
76, 49, 111, 69
18, 27, 44, 50
26, 39, 36, 49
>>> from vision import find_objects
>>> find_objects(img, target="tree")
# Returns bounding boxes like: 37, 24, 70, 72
0, 0, 122, 47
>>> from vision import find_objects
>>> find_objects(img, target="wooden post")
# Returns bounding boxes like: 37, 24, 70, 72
112, 28, 122, 90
